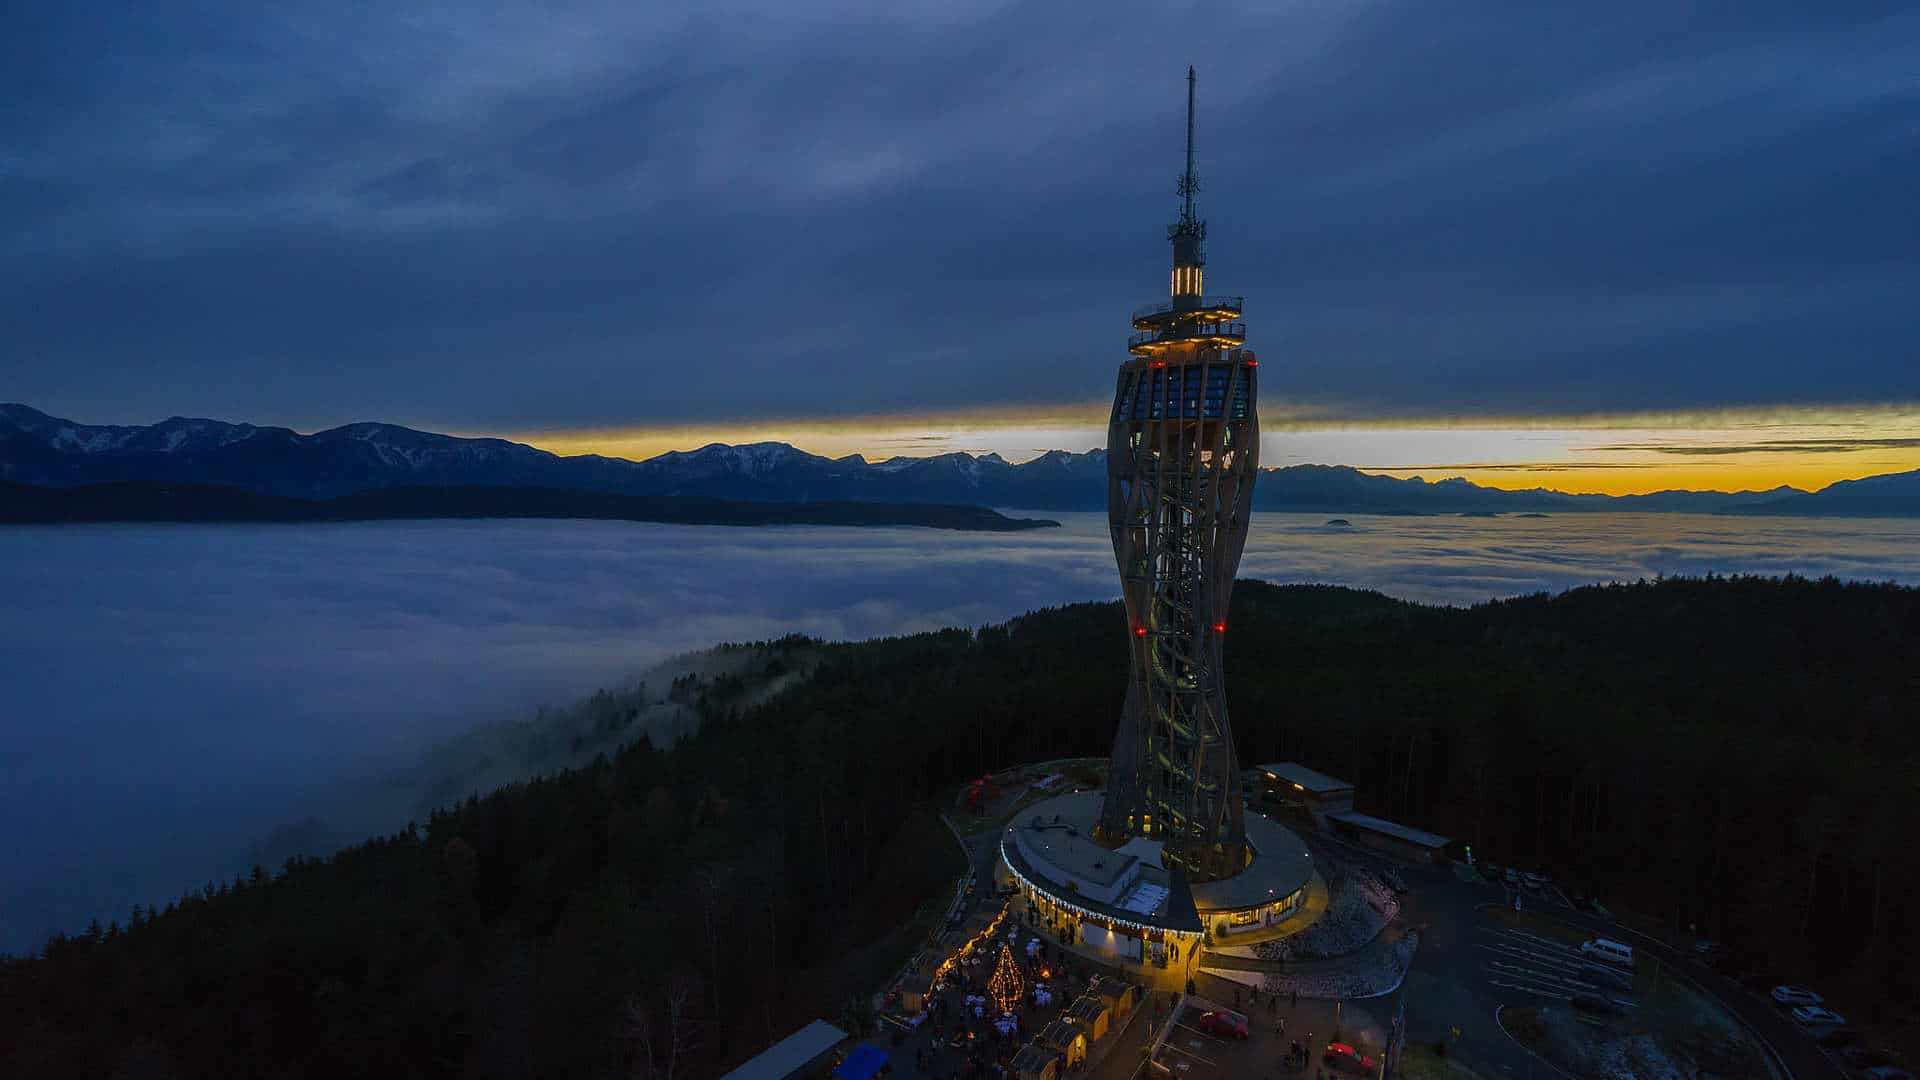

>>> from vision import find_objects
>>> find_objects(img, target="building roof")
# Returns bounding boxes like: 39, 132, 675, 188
1039, 1019, 1084, 1050
1256, 762, 1354, 795
1067, 996, 1108, 1020
832, 1043, 890, 1080
1326, 809, 1450, 849
1013, 810, 1136, 888
1191, 811, 1315, 912
1086, 974, 1132, 1002
1012, 1042, 1057, 1074
720, 1019, 848, 1080
1004, 791, 1314, 924
1161, 868, 1205, 934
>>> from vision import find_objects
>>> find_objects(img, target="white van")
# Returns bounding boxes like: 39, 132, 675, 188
1580, 938, 1635, 968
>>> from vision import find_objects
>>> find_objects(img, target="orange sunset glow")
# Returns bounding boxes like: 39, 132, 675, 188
506, 402, 1920, 498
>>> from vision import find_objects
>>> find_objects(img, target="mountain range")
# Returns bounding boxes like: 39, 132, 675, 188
6, 403, 1916, 515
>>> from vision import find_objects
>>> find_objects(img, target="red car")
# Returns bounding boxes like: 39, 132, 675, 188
1323, 1042, 1378, 1074
1196, 1010, 1248, 1039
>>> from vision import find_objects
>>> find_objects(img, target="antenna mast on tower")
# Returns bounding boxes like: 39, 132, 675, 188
1179, 65, 1200, 227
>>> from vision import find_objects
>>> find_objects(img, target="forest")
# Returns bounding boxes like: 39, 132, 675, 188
3, 575, 1916, 1077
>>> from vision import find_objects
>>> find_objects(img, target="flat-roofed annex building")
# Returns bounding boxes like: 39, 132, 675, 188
719, 1019, 848, 1080
1253, 762, 1356, 825
1327, 809, 1452, 864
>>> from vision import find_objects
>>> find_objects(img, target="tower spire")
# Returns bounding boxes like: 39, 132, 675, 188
1179, 65, 1199, 227
1168, 67, 1206, 300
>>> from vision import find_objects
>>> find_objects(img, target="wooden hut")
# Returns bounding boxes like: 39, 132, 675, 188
1038, 1019, 1087, 1068
1066, 994, 1110, 1042
897, 973, 935, 1014
1011, 1041, 1060, 1080
1086, 975, 1135, 1025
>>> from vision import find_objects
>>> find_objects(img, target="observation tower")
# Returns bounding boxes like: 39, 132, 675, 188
1095, 66, 1259, 882
997, 69, 1307, 972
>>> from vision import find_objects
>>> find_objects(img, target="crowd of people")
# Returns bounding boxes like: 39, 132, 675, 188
885, 887, 1122, 1079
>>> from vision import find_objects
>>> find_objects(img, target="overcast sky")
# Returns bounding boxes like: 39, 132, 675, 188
5, 2, 1918, 488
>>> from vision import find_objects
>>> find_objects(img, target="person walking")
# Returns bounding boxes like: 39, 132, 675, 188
1291, 989, 1298, 1010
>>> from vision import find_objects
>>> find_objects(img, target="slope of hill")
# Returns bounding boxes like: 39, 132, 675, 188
1726, 467, 1920, 516
0, 481, 1059, 531
3, 577, 1915, 1077
1, 403, 1836, 513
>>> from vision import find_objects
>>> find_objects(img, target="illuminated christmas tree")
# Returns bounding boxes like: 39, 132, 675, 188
988, 942, 1025, 1016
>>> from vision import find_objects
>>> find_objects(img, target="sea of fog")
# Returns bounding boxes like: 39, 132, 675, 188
3, 510, 1918, 952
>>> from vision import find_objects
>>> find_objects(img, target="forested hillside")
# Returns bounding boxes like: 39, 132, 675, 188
4, 577, 1916, 1076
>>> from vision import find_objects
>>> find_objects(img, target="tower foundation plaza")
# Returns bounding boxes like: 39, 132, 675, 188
994, 792, 1327, 990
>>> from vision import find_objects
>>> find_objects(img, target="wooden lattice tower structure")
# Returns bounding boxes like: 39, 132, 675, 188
1097, 68, 1258, 882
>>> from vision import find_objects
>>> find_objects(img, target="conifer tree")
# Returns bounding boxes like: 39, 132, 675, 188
988, 942, 1024, 1016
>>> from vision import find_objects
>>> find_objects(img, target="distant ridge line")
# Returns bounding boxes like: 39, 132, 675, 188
9, 402, 1917, 515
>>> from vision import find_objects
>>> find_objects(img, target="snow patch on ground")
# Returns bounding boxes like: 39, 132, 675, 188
1255, 863, 1400, 961
1203, 931, 1420, 1000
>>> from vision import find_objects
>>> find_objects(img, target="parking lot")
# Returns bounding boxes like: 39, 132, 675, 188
1476, 924, 1635, 1007
1154, 1007, 1254, 1079
1101, 998, 1377, 1080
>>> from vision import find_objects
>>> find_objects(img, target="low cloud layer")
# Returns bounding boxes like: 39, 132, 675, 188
4, 512, 1920, 951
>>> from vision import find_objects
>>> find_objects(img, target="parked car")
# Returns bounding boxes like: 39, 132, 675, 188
1584, 962, 1635, 991
1570, 993, 1619, 1016
1838, 1047, 1886, 1070
1196, 1011, 1248, 1040
1735, 969, 1783, 993
1812, 1027, 1860, 1048
1503, 869, 1520, 885
1771, 985, 1824, 1006
1862, 1067, 1914, 1080
1323, 1043, 1378, 1074
1692, 939, 1724, 959
1581, 938, 1635, 968
1790, 1005, 1846, 1027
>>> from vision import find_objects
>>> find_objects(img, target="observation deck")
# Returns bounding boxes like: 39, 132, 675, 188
1126, 321, 1246, 355
1131, 295, 1243, 330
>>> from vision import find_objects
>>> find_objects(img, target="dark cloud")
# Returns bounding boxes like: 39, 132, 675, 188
1586, 437, 1920, 455
3, 2, 1917, 431
1375, 462, 1670, 472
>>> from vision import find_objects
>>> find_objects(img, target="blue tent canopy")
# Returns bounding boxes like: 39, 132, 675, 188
832, 1042, 890, 1080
